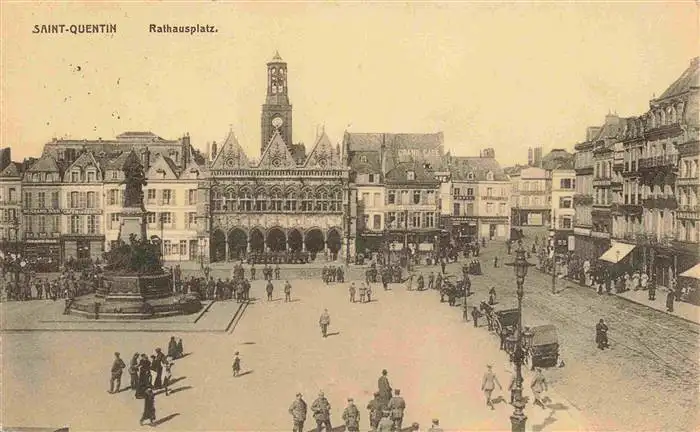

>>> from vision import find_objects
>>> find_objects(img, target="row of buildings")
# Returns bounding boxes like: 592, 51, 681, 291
0, 53, 514, 270
571, 57, 699, 290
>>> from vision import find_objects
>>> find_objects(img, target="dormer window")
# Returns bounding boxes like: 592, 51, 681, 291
87, 170, 96, 182
467, 172, 475, 180
71, 171, 80, 182
486, 171, 494, 181
407, 171, 415, 181
360, 155, 368, 163
112, 171, 118, 180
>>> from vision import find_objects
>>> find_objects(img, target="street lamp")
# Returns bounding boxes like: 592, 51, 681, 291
506, 244, 535, 432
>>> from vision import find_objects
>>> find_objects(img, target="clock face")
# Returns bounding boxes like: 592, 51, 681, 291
272, 117, 284, 129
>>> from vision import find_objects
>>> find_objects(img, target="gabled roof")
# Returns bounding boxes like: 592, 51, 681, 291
449, 157, 508, 181
26, 154, 60, 173
64, 151, 101, 174
211, 130, 250, 170
103, 151, 131, 170
658, 57, 699, 101
147, 154, 180, 179
258, 130, 297, 169
0, 162, 22, 178
304, 131, 341, 169
385, 161, 438, 184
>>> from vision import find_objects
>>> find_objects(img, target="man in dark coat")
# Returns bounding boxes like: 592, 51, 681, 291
275, 263, 281, 280
152, 348, 167, 388
377, 369, 392, 408
311, 391, 332, 432
596, 318, 609, 350
140, 387, 156, 426
666, 287, 675, 312
109, 352, 126, 393
168, 336, 178, 359
266, 280, 274, 301
388, 389, 406, 431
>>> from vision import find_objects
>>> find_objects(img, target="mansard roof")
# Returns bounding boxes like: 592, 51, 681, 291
349, 151, 381, 174
26, 153, 60, 173
304, 131, 341, 169
449, 156, 508, 181
258, 130, 297, 169
211, 130, 250, 170
385, 161, 438, 184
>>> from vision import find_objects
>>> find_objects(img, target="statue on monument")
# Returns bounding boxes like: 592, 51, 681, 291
122, 156, 147, 209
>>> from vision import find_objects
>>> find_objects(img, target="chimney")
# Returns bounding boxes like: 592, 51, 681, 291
206, 141, 211, 161
182, 133, 191, 166
211, 141, 218, 160
380, 134, 387, 175
142, 147, 151, 170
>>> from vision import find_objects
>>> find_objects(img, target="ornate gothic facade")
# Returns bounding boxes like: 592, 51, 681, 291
204, 54, 355, 262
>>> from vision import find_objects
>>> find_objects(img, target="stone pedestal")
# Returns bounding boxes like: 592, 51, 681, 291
119, 207, 147, 242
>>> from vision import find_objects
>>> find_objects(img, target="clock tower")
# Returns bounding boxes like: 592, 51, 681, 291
261, 51, 293, 155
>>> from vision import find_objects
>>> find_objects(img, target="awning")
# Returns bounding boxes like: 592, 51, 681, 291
680, 263, 700, 280
599, 242, 636, 263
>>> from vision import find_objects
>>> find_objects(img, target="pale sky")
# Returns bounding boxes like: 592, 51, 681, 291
1, 2, 697, 166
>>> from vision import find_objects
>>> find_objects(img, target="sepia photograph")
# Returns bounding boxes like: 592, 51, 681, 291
0, 2, 698, 432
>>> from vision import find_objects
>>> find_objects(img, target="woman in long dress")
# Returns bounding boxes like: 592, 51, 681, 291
135, 354, 151, 399
129, 353, 139, 391
140, 388, 156, 426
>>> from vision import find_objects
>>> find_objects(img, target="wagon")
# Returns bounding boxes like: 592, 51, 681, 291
526, 324, 559, 369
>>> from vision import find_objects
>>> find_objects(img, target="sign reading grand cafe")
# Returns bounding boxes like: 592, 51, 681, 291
203, 53, 355, 263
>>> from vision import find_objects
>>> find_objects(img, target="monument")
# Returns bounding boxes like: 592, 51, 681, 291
68, 152, 201, 319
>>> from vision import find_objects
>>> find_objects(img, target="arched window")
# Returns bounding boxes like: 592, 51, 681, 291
212, 188, 223, 211
486, 171, 494, 181
315, 189, 329, 212
301, 189, 313, 212
270, 188, 283, 211
285, 190, 297, 212
330, 189, 342, 211
225, 189, 237, 211
240, 189, 252, 211
254, 189, 267, 212
467, 172, 475, 180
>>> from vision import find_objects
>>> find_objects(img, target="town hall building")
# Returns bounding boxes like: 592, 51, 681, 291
204, 53, 355, 263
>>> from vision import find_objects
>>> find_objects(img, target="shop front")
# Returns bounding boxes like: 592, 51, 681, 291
479, 217, 509, 240
23, 236, 61, 272
451, 217, 478, 246
356, 231, 385, 262
62, 235, 105, 268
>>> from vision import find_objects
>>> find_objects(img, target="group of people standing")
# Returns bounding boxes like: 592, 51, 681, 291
108, 337, 185, 426
1, 265, 103, 302
322, 265, 345, 283
288, 369, 414, 432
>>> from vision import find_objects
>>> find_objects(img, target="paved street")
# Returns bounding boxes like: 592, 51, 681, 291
1, 241, 698, 431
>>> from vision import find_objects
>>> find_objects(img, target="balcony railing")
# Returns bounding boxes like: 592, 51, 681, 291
677, 205, 700, 220
25, 232, 61, 239
484, 195, 509, 201
639, 154, 679, 169
642, 197, 678, 210
677, 176, 699, 186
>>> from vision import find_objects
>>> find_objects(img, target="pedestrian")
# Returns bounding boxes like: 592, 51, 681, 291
596, 318, 609, 350
177, 338, 184, 358
275, 263, 281, 280
139, 387, 156, 426
377, 369, 392, 408
648, 278, 656, 301
488, 287, 497, 305
530, 368, 548, 408
311, 391, 332, 432
129, 353, 140, 391
135, 353, 151, 399
666, 287, 675, 312
441, 258, 446, 274
319, 308, 331, 338
342, 398, 361, 432
251, 263, 256, 281
109, 352, 126, 394
289, 393, 308, 432
428, 272, 435, 290
471, 306, 480, 327
266, 280, 274, 301
284, 280, 292, 302
494, 256, 499, 268
153, 348, 167, 388
168, 336, 178, 359
428, 418, 444, 432
349, 282, 356, 303
388, 389, 406, 431
406, 273, 414, 291
359, 283, 367, 303
232, 352, 241, 377
481, 364, 502, 410
366, 283, 373, 302
377, 410, 393, 432
163, 360, 173, 396
367, 392, 383, 431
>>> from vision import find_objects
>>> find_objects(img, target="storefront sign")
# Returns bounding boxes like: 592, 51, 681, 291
24, 208, 61, 215
62, 208, 102, 215
418, 243, 434, 251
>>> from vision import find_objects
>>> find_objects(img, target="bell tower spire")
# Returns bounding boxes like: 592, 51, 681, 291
261, 51, 293, 155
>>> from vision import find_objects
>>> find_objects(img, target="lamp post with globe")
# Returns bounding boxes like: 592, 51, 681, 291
505, 243, 535, 432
